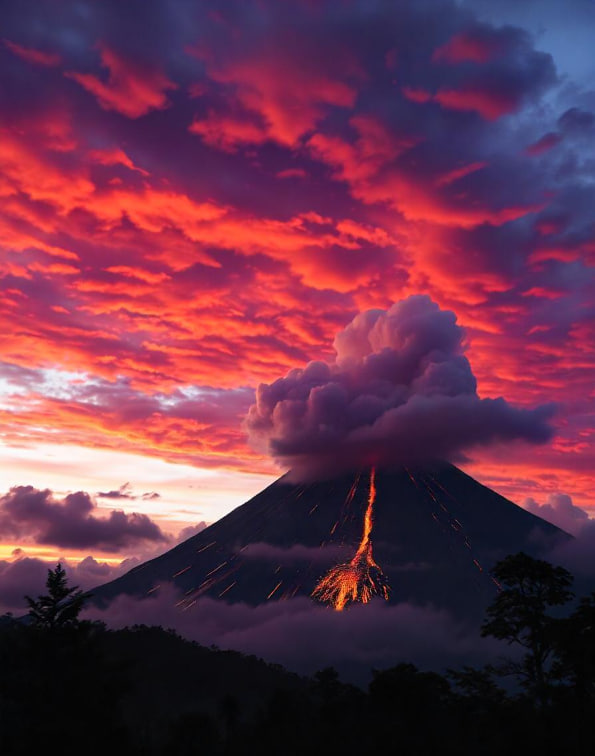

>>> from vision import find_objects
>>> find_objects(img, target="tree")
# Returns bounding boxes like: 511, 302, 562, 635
552, 592, 595, 754
25, 562, 90, 629
481, 552, 574, 707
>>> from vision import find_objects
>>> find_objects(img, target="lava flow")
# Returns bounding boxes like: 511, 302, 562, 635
312, 467, 390, 611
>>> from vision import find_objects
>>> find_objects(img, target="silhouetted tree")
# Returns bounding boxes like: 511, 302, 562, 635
481, 552, 574, 708
553, 592, 595, 754
25, 562, 90, 629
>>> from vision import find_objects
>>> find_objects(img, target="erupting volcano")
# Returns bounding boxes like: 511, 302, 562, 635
312, 468, 390, 610
90, 462, 569, 620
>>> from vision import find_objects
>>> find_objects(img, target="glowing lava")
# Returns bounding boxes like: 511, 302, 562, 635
312, 467, 390, 611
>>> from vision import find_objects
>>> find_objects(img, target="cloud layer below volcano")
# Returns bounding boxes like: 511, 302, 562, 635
246, 295, 555, 477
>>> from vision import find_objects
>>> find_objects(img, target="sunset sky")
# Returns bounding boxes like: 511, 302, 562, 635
1, 0, 594, 591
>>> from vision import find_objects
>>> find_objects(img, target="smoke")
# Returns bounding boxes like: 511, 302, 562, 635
246, 295, 556, 478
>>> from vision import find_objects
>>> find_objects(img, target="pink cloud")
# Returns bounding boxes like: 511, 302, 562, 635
434, 85, 519, 120
189, 110, 269, 151
65, 44, 177, 118
4, 39, 61, 66
432, 30, 504, 64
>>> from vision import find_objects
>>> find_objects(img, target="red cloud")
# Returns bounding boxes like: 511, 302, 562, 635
191, 42, 359, 148
3, 39, 61, 66
89, 147, 149, 174
401, 87, 433, 104
433, 31, 503, 64
0, 0, 592, 524
434, 85, 519, 120
526, 132, 562, 156
65, 44, 177, 118
189, 111, 269, 151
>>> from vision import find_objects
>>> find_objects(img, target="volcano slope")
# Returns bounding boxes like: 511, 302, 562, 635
90, 463, 568, 620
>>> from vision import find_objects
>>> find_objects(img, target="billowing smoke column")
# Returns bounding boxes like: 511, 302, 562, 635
246, 295, 555, 478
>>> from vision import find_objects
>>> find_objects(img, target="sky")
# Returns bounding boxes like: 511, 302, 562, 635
0, 0, 594, 598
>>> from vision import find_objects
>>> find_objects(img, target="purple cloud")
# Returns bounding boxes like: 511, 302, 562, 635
246, 295, 556, 477
240, 542, 347, 565
83, 585, 507, 682
177, 521, 209, 541
97, 482, 161, 500
524, 492, 590, 535
0, 485, 168, 550
0, 554, 129, 615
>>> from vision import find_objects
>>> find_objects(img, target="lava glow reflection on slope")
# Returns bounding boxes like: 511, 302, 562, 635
312, 467, 390, 611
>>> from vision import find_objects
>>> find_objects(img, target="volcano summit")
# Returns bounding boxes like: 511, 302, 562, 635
91, 463, 567, 620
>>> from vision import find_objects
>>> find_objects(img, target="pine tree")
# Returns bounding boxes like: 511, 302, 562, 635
25, 562, 91, 629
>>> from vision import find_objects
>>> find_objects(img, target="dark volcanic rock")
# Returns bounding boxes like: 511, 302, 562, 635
90, 463, 568, 619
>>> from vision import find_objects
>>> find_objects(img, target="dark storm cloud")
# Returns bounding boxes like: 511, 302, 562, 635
246, 295, 556, 477
0, 485, 168, 550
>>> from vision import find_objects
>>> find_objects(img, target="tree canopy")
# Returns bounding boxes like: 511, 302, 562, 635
25, 562, 91, 629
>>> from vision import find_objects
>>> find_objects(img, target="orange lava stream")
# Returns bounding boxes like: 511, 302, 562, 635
312, 467, 390, 611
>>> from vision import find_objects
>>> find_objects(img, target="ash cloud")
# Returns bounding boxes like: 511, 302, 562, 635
0, 485, 168, 551
246, 295, 556, 478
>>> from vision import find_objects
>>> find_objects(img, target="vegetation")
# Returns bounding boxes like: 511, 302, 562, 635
1, 555, 594, 755
25, 562, 91, 629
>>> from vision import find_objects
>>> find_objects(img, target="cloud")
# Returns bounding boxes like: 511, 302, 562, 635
97, 482, 161, 501
0, 485, 168, 550
524, 492, 590, 536
432, 25, 509, 64
547, 522, 595, 580
239, 542, 347, 565
177, 522, 209, 541
65, 43, 177, 118
525, 132, 562, 156
246, 295, 556, 477
0, 521, 212, 616
97, 482, 135, 500
3, 39, 61, 66
0, 0, 593, 514
0, 554, 129, 616
83, 586, 506, 682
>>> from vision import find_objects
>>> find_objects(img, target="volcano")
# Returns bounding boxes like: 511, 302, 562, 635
91, 463, 567, 619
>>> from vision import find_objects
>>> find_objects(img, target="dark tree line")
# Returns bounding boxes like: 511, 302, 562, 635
1, 554, 594, 755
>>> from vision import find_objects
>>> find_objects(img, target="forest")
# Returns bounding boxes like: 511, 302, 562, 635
1, 553, 593, 756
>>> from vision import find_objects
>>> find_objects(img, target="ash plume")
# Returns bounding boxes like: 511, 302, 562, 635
245, 295, 555, 478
